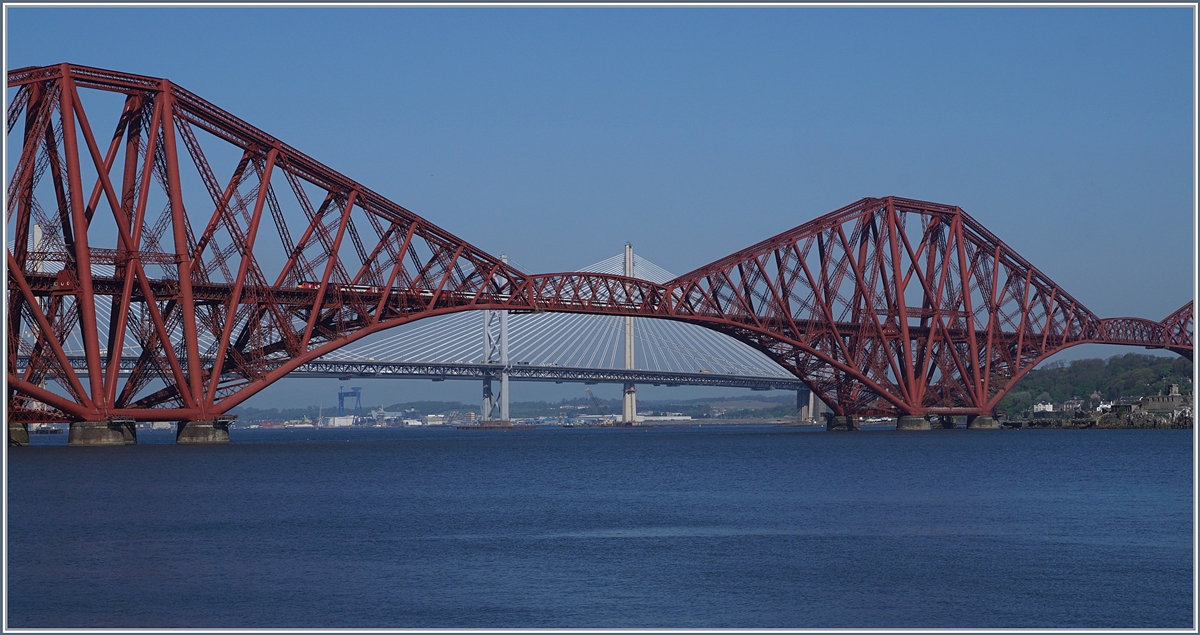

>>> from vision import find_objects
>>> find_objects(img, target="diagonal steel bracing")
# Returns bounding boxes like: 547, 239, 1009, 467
6, 63, 1192, 424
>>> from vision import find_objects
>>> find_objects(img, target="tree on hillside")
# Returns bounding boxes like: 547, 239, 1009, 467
999, 354, 1192, 416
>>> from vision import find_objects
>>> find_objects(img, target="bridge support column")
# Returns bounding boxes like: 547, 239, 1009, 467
499, 336, 509, 422
176, 417, 232, 444
800, 390, 825, 423
480, 258, 513, 422
939, 416, 957, 429
9, 422, 29, 446
482, 309, 496, 421
482, 375, 495, 421
622, 383, 637, 426
826, 415, 859, 431
897, 415, 930, 431
69, 418, 134, 446
621, 243, 637, 427
499, 255, 510, 422
967, 415, 998, 429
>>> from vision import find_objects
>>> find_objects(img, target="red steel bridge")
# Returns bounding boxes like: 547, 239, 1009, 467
6, 63, 1193, 442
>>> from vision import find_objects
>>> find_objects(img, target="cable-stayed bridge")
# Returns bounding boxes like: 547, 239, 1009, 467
330, 252, 790, 379
309, 250, 810, 422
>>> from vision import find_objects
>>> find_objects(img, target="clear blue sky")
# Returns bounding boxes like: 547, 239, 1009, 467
5, 6, 1195, 409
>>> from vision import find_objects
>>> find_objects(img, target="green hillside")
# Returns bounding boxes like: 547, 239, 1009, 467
998, 353, 1192, 415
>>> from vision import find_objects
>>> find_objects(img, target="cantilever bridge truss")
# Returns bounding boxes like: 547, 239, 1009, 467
6, 63, 1193, 425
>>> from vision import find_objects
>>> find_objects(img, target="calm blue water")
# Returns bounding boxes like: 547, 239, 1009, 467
6, 425, 1194, 628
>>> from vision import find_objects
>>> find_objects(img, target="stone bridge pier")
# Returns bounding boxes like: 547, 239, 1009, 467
176, 417, 235, 444
68, 418, 136, 446
826, 412, 1002, 431
9, 422, 29, 446
7, 417, 236, 446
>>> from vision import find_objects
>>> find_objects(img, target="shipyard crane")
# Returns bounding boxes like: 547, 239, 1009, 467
585, 388, 605, 416
583, 388, 616, 426
338, 386, 364, 421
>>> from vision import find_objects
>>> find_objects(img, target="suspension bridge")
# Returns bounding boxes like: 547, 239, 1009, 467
6, 63, 1192, 445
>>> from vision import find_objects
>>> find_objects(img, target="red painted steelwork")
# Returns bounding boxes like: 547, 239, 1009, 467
652, 199, 1192, 415
6, 64, 1193, 424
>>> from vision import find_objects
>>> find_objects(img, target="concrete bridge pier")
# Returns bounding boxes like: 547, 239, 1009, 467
796, 388, 823, 423
826, 415, 860, 431
621, 244, 637, 426
176, 417, 233, 444
967, 415, 999, 429
69, 418, 135, 446
896, 415, 930, 431
9, 422, 29, 446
